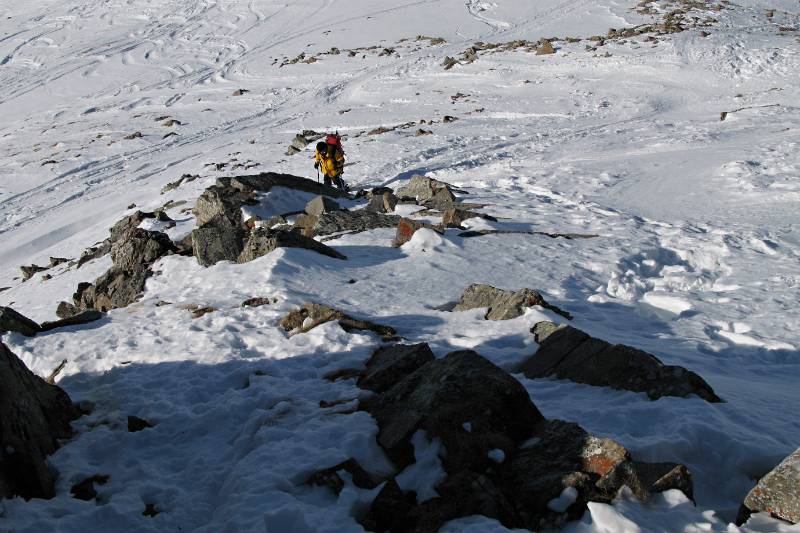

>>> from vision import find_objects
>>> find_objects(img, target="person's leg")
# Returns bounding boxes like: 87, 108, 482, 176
324, 175, 332, 188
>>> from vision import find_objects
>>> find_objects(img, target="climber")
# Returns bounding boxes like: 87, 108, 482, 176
314, 133, 346, 191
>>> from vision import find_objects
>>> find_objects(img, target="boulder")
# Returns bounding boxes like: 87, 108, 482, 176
78, 265, 150, 312
425, 187, 457, 209
453, 284, 572, 320
597, 461, 694, 502
522, 321, 722, 402
738, 447, 800, 525
305, 196, 341, 217
238, 228, 346, 263
313, 210, 400, 237
442, 208, 496, 228
279, 302, 395, 339
193, 183, 255, 228
192, 225, 246, 267
365, 192, 399, 213
110, 228, 176, 270
56, 301, 79, 319
48, 257, 69, 268
394, 218, 444, 247
0, 342, 79, 499
357, 343, 436, 393
0, 307, 41, 337
360, 350, 545, 471
396, 175, 455, 205
536, 40, 556, 55
40, 310, 104, 333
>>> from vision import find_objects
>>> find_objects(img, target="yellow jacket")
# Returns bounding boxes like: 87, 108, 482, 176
315, 147, 345, 178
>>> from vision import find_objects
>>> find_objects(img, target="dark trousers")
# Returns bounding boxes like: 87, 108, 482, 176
324, 174, 346, 190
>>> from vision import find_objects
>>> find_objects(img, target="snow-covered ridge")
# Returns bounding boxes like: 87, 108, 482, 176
1, 0, 799, 531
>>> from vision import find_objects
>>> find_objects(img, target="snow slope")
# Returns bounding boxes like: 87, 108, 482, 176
1, 0, 799, 531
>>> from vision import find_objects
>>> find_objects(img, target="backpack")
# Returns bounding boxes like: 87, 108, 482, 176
324, 132, 345, 171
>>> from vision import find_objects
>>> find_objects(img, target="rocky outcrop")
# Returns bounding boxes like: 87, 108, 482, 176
354, 348, 693, 532
737, 448, 800, 525
21, 264, 48, 281
0, 306, 41, 337
312, 210, 400, 237
238, 228, 346, 262
522, 321, 722, 402
0, 342, 79, 499
72, 228, 175, 312
393, 218, 444, 246
279, 302, 396, 339
191, 173, 348, 266
453, 284, 572, 320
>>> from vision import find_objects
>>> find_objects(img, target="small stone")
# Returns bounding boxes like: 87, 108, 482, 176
128, 415, 153, 432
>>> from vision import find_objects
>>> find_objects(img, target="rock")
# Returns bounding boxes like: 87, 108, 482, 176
597, 461, 694, 502
313, 210, 400, 237
193, 184, 254, 229
738, 447, 800, 525
357, 343, 436, 393
442, 56, 458, 69
279, 302, 395, 339
124, 131, 142, 140
48, 257, 69, 268
453, 284, 572, 321
305, 196, 341, 217
396, 175, 455, 205
360, 350, 545, 471
522, 322, 722, 402
238, 228, 346, 262
442, 208, 496, 228
425, 187, 457, 209
189, 306, 216, 319
192, 225, 247, 267
365, 192, 399, 213
110, 228, 176, 270
109, 211, 157, 242
143, 503, 159, 517
40, 310, 104, 332
70, 474, 109, 501
21, 264, 48, 281
128, 415, 153, 432
394, 218, 444, 247
442, 115, 458, 123
293, 213, 319, 235
56, 301, 79, 319
415, 128, 433, 136
0, 306, 41, 336
77, 242, 111, 268
77, 265, 150, 312
232, 88, 249, 96
290, 134, 309, 152
241, 297, 272, 308
502, 419, 632, 527
0, 342, 79, 499
536, 40, 556, 54
305, 459, 378, 495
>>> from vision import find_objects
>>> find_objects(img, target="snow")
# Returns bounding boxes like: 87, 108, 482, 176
395, 430, 447, 503
487, 448, 506, 464
1, 0, 799, 531
548, 486, 580, 513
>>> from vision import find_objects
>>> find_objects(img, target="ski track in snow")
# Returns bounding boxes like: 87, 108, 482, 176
1, 0, 800, 531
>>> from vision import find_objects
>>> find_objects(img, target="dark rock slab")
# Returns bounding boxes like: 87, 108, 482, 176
361, 349, 545, 471
128, 415, 153, 432
279, 302, 395, 339
0, 306, 41, 336
396, 175, 455, 207
40, 310, 104, 332
738, 447, 800, 525
357, 343, 435, 393
522, 321, 722, 402
238, 228, 346, 262
77, 266, 150, 312
453, 283, 572, 321
313, 210, 400, 237
597, 460, 694, 502
0, 342, 79, 499
110, 228, 176, 270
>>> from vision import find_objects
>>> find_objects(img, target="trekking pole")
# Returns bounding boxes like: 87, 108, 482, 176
316, 167, 320, 183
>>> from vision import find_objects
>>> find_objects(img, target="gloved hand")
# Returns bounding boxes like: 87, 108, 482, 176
313, 162, 319, 170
